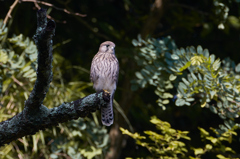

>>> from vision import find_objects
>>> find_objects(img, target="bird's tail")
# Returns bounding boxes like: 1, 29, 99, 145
101, 93, 114, 126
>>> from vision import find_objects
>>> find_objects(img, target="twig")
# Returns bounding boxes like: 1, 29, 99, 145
32, 1, 67, 23
20, 0, 86, 17
60, 3, 110, 40
2, 0, 19, 28
11, 76, 23, 87
12, 142, 24, 159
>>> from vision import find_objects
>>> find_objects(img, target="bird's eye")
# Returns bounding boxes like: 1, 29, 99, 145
106, 45, 109, 47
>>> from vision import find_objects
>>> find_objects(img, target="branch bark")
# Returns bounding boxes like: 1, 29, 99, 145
0, 8, 110, 147
0, 91, 110, 146
25, 8, 55, 111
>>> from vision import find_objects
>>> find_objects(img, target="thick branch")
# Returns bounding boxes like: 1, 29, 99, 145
25, 8, 55, 110
0, 91, 110, 146
0, 8, 110, 147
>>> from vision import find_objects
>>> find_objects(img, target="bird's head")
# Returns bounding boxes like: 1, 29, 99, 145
99, 41, 115, 54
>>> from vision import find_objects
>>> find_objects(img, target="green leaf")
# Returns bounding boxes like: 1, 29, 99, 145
80, 146, 102, 159
209, 105, 217, 114
213, 58, 221, 70
180, 48, 185, 55
169, 74, 177, 81
194, 148, 204, 155
179, 82, 187, 90
182, 78, 190, 86
132, 39, 139, 46
205, 144, 213, 150
135, 72, 143, 79
165, 52, 172, 59
120, 127, 146, 139
201, 95, 207, 108
0, 50, 8, 63
225, 147, 234, 152
50, 154, 58, 159
176, 98, 185, 106
216, 154, 228, 159
191, 72, 198, 81
171, 54, 179, 60
235, 63, 240, 72
210, 91, 216, 99
203, 49, 209, 57
197, 45, 203, 54
198, 127, 209, 136
162, 100, 169, 104
190, 46, 196, 53
179, 61, 191, 72
186, 98, 195, 102
162, 93, 173, 98
206, 136, 218, 144
210, 54, 215, 64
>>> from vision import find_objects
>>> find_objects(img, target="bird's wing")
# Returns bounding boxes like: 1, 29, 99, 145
112, 56, 119, 85
90, 54, 100, 83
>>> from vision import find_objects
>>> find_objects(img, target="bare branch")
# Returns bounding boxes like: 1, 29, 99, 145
2, 0, 19, 28
0, 90, 110, 146
32, 0, 67, 23
20, 0, 86, 17
25, 8, 55, 111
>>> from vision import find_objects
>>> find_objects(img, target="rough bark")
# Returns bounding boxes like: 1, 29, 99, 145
25, 8, 55, 112
0, 91, 110, 146
0, 8, 110, 147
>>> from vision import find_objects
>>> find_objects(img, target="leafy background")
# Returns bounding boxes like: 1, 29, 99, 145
1, 0, 240, 158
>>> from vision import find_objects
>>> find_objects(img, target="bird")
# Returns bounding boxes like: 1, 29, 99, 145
90, 41, 119, 126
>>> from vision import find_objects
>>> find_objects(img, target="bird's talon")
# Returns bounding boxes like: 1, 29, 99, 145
103, 89, 110, 94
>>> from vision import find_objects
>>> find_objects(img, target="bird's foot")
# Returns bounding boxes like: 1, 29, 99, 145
103, 89, 110, 94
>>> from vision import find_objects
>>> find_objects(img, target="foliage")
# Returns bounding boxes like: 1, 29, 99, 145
121, 116, 190, 159
121, 116, 239, 159
131, 35, 177, 110
0, 19, 108, 159
132, 35, 240, 133
191, 127, 238, 159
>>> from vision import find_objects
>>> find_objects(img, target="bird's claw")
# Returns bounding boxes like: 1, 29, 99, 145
103, 89, 110, 94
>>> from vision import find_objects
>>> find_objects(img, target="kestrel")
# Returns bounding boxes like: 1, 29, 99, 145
90, 41, 119, 126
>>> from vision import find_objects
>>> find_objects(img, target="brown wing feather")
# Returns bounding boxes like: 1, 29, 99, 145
90, 53, 101, 83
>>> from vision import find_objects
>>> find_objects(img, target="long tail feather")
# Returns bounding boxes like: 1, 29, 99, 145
101, 93, 114, 126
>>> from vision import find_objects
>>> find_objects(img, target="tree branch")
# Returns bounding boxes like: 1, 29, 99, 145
2, 0, 19, 28
0, 90, 110, 146
25, 8, 55, 111
20, 0, 86, 17
0, 8, 110, 147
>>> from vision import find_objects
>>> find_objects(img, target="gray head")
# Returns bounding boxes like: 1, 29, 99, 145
98, 41, 115, 54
